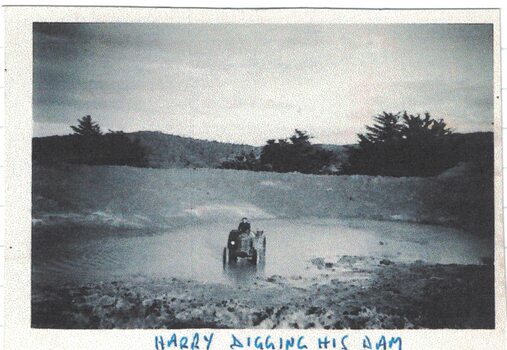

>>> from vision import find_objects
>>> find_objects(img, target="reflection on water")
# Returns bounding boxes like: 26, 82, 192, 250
222, 258, 266, 283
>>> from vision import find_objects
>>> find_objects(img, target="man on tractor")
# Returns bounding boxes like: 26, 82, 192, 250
223, 218, 265, 266
238, 217, 251, 233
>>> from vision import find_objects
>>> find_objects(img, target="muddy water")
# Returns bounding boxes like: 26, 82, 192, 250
32, 218, 492, 285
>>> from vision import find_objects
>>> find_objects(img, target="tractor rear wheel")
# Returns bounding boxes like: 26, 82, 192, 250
228, 250, 237, 264
223, 247, 228, 266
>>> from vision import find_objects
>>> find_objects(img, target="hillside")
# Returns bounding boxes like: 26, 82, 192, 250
32, 131, 492, 173
120, 132, 352, 169
33, 132, 259, 169
127, 131, 494, 173
126, 131, 259, 168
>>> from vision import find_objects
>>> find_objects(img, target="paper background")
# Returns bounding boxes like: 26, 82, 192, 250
3, 6, 505, 350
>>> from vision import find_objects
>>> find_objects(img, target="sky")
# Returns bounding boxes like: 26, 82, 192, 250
33, 23, 493, 145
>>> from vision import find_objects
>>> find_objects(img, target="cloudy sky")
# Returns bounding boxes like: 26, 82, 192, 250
33, 23, 493, 145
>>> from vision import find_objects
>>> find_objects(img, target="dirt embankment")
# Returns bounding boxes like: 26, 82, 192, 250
33, 163, 493, 235
32, 257, 494, 329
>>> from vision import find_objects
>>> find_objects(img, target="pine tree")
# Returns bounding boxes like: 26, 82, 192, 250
401, 112, 452, 140
341, 111, 455, 176
362, 112, 403, 144
70, 115, 102, 136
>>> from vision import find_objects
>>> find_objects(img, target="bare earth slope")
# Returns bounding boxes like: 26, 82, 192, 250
33, 164, 493, 234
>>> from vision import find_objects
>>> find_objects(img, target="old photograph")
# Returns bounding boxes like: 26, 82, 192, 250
31, 21, 496, 329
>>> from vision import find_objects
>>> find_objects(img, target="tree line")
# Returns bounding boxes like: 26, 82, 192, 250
220, 129, 336, 174
221, 111, 471, 177
34, 112, 491, 177
33, 115, 147, 167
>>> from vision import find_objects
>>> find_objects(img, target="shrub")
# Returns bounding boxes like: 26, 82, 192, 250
221, 129, 334, 175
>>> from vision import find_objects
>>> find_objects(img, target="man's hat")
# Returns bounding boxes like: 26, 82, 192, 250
242, 217, 248, 220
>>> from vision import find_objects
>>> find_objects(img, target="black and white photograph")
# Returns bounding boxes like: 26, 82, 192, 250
28, 18, 498, 330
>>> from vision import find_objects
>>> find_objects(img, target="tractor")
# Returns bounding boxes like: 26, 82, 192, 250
223, 229, 266, 265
